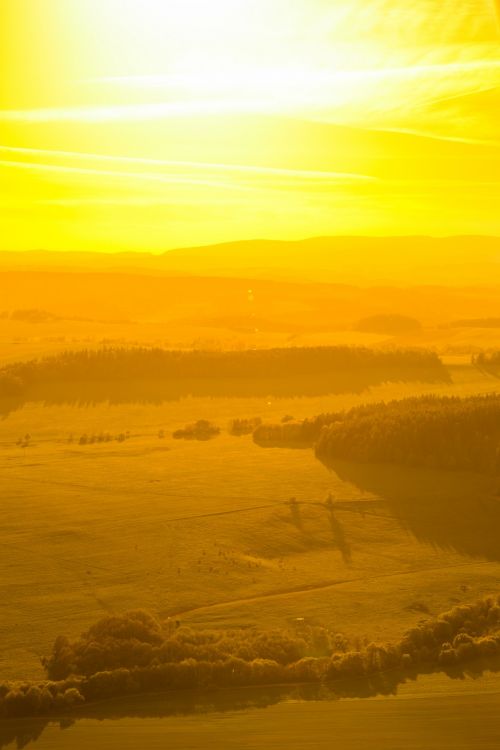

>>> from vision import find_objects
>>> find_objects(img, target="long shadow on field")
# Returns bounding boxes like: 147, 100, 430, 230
327, 505, 352, 564
3, 660, 500, 749
320, 458, 500, 562
287, 498, 304, 530
0, 367, 448, 419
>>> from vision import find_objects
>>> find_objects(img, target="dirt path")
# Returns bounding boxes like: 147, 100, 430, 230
169, 558, 499, 618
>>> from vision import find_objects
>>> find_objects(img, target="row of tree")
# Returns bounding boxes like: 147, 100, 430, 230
76, 432, 130, 445
172, 420, 221, 441
2, 596, 500, 718
253, 412, 342, 446
229, 417, 262, 436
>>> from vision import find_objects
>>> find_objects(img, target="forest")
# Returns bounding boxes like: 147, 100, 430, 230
315, 394, 500, 474
0, 346, 447, 393
1, 597, 500, 718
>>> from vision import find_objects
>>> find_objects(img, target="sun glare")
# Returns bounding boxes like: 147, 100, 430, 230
61, 0, 305, 107
75, 0, 272, 74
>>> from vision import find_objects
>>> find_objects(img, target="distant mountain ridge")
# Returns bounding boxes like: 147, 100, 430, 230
1, 236, 499, 285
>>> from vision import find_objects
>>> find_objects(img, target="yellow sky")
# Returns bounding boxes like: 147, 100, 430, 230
1, 0, 500, 251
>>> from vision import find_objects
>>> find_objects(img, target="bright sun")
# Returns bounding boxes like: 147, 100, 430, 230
74, 0, 273, 76
66, 0, 322, 108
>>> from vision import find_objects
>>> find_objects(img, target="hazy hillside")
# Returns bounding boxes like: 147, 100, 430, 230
2, 235, 500, 285
157, 236, 500, 285
2, 270, 500, 327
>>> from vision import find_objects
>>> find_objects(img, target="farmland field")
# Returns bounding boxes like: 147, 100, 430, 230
2, 359, 500, 683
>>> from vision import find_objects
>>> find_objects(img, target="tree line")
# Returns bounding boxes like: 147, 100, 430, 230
2, 596, 500, 718
0, 346, 448, 397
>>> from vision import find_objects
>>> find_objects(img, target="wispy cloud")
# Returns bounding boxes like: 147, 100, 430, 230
3, 55, 500, 143
0, 158, 257, 195
0, 146, 375, 183
0, 100, 272, 123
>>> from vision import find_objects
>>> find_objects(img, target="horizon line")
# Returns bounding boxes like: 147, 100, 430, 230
0, 233, 499, 257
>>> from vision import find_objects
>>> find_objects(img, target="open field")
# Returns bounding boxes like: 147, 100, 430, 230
1, 359, 500, 683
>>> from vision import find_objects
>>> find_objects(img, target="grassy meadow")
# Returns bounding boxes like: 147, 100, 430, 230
2, 356, 500, 684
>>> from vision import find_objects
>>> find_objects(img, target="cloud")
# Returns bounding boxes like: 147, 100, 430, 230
0, 146, 376, 184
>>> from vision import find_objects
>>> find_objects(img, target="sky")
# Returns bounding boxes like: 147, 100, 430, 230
0, 0, 500, 251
